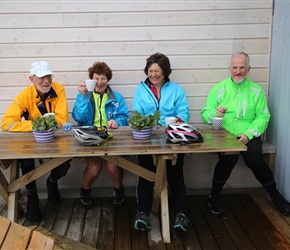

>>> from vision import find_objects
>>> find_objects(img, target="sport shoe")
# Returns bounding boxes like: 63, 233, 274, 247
208, 195, 226, 215
26, 194, 41, 222
272, 194, 290, 215
113, 187, 125, 208
173, 213, 189, 232
80, 188, 93, 209
133, 211, 151, 231
46, 178, 60, 204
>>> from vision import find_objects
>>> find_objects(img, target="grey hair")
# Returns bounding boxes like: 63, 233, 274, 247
231, 52, 250, 67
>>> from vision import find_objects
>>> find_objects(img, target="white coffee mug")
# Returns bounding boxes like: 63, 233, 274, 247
85, 79, 96, 91
43, 113, 55, 118
212, 117, 223, 130
165, 117, 176, 125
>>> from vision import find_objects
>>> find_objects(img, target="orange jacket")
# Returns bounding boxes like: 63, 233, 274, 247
2, 82, 68, 132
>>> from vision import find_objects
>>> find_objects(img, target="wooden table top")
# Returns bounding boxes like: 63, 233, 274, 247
0, 126, 247, 160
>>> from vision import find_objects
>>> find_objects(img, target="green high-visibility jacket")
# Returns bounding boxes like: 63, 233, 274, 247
201, 77, 271, 140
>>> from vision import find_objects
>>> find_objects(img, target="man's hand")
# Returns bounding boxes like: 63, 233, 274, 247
216, 105, 228, 117
237, 134, 249, 144
78, 81, 87, 95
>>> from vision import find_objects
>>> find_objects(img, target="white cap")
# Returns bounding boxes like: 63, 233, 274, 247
30, 61, 53, 77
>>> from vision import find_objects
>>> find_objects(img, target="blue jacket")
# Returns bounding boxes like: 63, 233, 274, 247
72, 85, 128, 126
132, 80, 189, 126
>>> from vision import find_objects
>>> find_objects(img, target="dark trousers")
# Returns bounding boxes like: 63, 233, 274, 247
211, 137, 278, 197
136, 154, 186, 215
20, 158, 71, 190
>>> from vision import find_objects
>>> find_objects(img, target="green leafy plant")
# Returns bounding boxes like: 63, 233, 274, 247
128, 110, 161, 131
32, 116, 58, 131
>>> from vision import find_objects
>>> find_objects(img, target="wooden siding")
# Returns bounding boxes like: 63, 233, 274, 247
0, 1, 273, 190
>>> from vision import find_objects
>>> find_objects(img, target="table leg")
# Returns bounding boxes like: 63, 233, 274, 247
152, 154, 174, 243
0, 169, 8, 203
160, 166, 170, 243
7, 160, 20, 222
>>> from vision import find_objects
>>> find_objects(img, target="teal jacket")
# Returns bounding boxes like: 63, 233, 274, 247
72, 85, 128, 127
201, 77, 271, 140
132, 79, 189, 126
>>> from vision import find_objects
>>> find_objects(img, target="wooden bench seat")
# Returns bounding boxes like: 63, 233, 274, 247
262, 141, 276, 172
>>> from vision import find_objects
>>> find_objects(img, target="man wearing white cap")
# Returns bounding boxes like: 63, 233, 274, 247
2, 61, 71, 222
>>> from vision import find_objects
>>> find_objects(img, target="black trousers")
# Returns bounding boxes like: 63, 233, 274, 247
20, 158, 71, 190
136, 154, 186, 215
212, 137, 276, 195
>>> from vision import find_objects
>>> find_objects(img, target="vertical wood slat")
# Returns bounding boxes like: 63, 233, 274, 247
28, 231, 54, 250
0, 216, 11, 247
1, 222, 31, 250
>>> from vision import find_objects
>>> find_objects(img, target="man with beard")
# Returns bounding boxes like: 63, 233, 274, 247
2, 61, 71, 222
201, 52, 290, 216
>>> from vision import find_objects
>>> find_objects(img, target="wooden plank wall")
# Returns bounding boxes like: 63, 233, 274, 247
0, 1, 273, 190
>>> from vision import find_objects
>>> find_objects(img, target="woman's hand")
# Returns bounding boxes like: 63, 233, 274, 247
107, 119, 118, 129
78, 81, 87, 95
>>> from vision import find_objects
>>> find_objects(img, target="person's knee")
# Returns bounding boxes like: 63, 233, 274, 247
244, 151, 264, 166
86, 164, 103, 177
20, 159, 35, 174
107, 165, 122, 178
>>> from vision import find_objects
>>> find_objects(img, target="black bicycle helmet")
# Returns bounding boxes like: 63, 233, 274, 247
72, 126, 108, 145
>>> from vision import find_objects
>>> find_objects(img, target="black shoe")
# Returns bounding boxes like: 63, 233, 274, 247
46, 178, 60, 204
80, 188, 93, 209
133, 211, 151, 231
113, 187, 125, 208
173, 213, 189, 232
208, 195, 226, 215
26, 194, 41, 222
272, 194, 290, 215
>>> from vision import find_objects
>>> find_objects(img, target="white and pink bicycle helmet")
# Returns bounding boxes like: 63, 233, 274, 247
166, 123, 204, 144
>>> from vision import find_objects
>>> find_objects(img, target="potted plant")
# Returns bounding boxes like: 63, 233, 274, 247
128, 110, 160, 139
32, 115, 58, 142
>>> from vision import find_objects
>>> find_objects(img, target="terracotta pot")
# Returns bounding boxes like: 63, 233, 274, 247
32, 130, 55, 142
131, 127, 153, 140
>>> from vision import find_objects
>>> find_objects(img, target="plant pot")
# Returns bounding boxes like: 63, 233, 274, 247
32, 130, 55, 142
132, 127, 153, 140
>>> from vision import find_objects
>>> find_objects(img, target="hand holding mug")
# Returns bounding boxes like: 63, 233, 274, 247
78, 81, 87, 95
216, 105, 228, 117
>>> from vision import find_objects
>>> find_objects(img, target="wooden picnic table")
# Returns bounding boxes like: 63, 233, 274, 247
0, 126, 246, 243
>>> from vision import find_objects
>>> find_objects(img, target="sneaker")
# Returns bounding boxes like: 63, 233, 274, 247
208, 195, 226, 215
173, 213, 189, 232
272, 194, 290, 215
133, 211, 151, 231
113, 187, 125, 208
80, 188, 93, 209
26, 194, 41, 222
46, 178, 60, 204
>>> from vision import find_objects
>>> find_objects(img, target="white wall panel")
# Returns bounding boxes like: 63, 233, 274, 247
268, 0, 290, 199
0, 1, 273, 190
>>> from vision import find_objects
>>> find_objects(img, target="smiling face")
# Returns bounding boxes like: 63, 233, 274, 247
147, 63, 165, 87
30, 75, 52, 97
92, 73, 108, 94
230, 54, 251, 84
